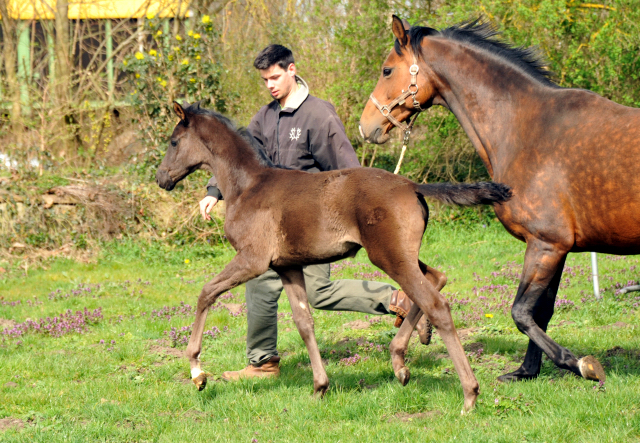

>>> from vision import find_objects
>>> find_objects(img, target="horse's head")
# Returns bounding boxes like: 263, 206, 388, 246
156, 101, 212, 191
359, 15, 439, 144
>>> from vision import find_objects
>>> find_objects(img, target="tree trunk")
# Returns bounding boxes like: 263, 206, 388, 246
54, 0, 72, 158
0, 0, 22, 141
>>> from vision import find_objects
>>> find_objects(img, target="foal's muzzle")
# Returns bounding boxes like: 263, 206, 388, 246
156, 168, 175, 191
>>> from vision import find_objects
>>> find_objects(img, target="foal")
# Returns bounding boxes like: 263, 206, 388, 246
156, 102, 511, 412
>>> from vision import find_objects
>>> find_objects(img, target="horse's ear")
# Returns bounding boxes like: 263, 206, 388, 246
402, 18, 411, 31
392, 15, 408, 47
173, 101, 188, 124
194, 100, 202, 110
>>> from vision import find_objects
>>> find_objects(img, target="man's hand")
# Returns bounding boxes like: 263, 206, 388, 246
199, 196, 218, 221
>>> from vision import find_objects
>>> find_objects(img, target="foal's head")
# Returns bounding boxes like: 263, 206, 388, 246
156, 102, 264, 191
156, 102, 215, 190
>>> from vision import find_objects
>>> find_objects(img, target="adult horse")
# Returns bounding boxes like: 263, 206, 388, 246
156, 101, 512, 411
359, 16, 638, 383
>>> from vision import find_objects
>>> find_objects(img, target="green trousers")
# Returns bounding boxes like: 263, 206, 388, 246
245, 263, 396, 365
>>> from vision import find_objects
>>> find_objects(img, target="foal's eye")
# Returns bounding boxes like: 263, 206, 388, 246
383, 67, 392, 77
171, 140, 178, 147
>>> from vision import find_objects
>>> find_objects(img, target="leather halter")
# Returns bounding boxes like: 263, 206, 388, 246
368, 54, 425, 174
368, 55, 425, 136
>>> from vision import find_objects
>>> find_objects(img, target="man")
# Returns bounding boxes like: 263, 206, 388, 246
199, 44, 424, 380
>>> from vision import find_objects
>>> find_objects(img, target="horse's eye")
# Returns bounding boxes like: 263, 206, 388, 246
383, 67, 392, 77
171, 140, 178, 147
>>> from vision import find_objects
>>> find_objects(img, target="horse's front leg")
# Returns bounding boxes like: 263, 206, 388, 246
187, 253, 265, 390
389, 262, 446, 385
277, 267, 330, 396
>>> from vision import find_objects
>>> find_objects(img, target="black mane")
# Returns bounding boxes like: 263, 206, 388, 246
183, 102, 281, 169
396, 18, 556, 87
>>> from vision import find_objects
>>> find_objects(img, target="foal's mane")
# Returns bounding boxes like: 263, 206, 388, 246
183, 103, 278, 168
396, 18, 557, 87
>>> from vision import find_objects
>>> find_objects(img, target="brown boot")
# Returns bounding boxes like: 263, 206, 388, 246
221, 355, 281, 381
389, 290, 413, 327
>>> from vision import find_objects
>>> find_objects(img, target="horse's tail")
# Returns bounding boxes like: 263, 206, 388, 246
416, 182, 512, 206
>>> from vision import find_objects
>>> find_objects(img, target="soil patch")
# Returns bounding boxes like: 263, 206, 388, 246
343, 320, 370, 330
4, 382, 18, 388
149, 345, 184, 358
464, 342, 485, 353
0, 418, 24, 432
456, 328, 479, 341
221, 303, 244, 316
387, 411, 442, 422
0, 318, 16, 330
605, 346, 640, 359
602, 322, 628, 329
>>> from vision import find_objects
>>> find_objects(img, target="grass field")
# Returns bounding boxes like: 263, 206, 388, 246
1, 222, 639, 442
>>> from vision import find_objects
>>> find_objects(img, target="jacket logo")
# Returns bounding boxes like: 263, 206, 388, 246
289, 127, 301, 141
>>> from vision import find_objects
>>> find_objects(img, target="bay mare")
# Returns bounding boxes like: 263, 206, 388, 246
359, 16, 640, 383
156, 101, 511, 412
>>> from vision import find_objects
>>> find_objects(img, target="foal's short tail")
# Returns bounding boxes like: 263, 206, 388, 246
416, 182, 512, 206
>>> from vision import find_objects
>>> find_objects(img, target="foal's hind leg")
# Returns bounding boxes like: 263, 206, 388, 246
390, 262, 446, 386
390, 267, 479, 412
186, 253, 265, 390
276, 267, 330, 396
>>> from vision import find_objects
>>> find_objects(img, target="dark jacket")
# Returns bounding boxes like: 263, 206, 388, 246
207, 76, 360, 199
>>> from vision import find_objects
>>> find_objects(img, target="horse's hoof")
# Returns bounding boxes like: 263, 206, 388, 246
396, 366, 411, 386
417, 317, 433, 346
192, 372, 208, 391
578, 356, 606, 382
497, 369, 538, 383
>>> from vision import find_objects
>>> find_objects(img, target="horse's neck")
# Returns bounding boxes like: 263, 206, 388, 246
201, 127, 265, 201
427, 39, 551, 179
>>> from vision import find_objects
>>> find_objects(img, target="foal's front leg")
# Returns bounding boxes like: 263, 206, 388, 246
187, 253, 265, 390
277, 267, 330, 396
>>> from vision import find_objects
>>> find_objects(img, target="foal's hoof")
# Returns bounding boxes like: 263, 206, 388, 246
578, 356, 606, 382
192, 372, 208, 391
396, 366, 411, 386
416, 317, 433, 346
313, 384, 329, 398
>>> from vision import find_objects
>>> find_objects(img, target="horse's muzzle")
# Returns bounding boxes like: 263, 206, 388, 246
156, 168, 175, 191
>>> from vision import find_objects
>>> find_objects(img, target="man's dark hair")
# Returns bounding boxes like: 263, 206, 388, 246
253, 44, 295, 70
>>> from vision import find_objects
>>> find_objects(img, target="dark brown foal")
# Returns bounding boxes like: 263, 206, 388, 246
156, 102, 511, 412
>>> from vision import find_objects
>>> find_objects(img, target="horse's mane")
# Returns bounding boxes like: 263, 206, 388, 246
182, 102, 281, 169
396, 18, 557, 87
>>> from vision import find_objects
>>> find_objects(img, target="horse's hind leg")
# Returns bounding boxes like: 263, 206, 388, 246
277, 267, 330, 396
500, 240, 605, 382
186, 253, 265, 390
390, 262, 446, 386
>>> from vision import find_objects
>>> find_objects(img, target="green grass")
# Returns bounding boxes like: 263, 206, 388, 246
1, 223, 639, 442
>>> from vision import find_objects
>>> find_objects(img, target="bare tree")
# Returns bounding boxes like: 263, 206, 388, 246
0, 0, 22, 140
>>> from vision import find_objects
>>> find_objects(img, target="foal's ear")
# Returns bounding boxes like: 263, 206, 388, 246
392, 15, 408, 47
173, 101, 188, 124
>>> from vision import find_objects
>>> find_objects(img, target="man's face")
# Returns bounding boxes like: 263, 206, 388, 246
259, 63, 296, 101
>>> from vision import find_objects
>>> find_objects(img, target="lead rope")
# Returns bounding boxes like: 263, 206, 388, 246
393, 112, 419, 174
